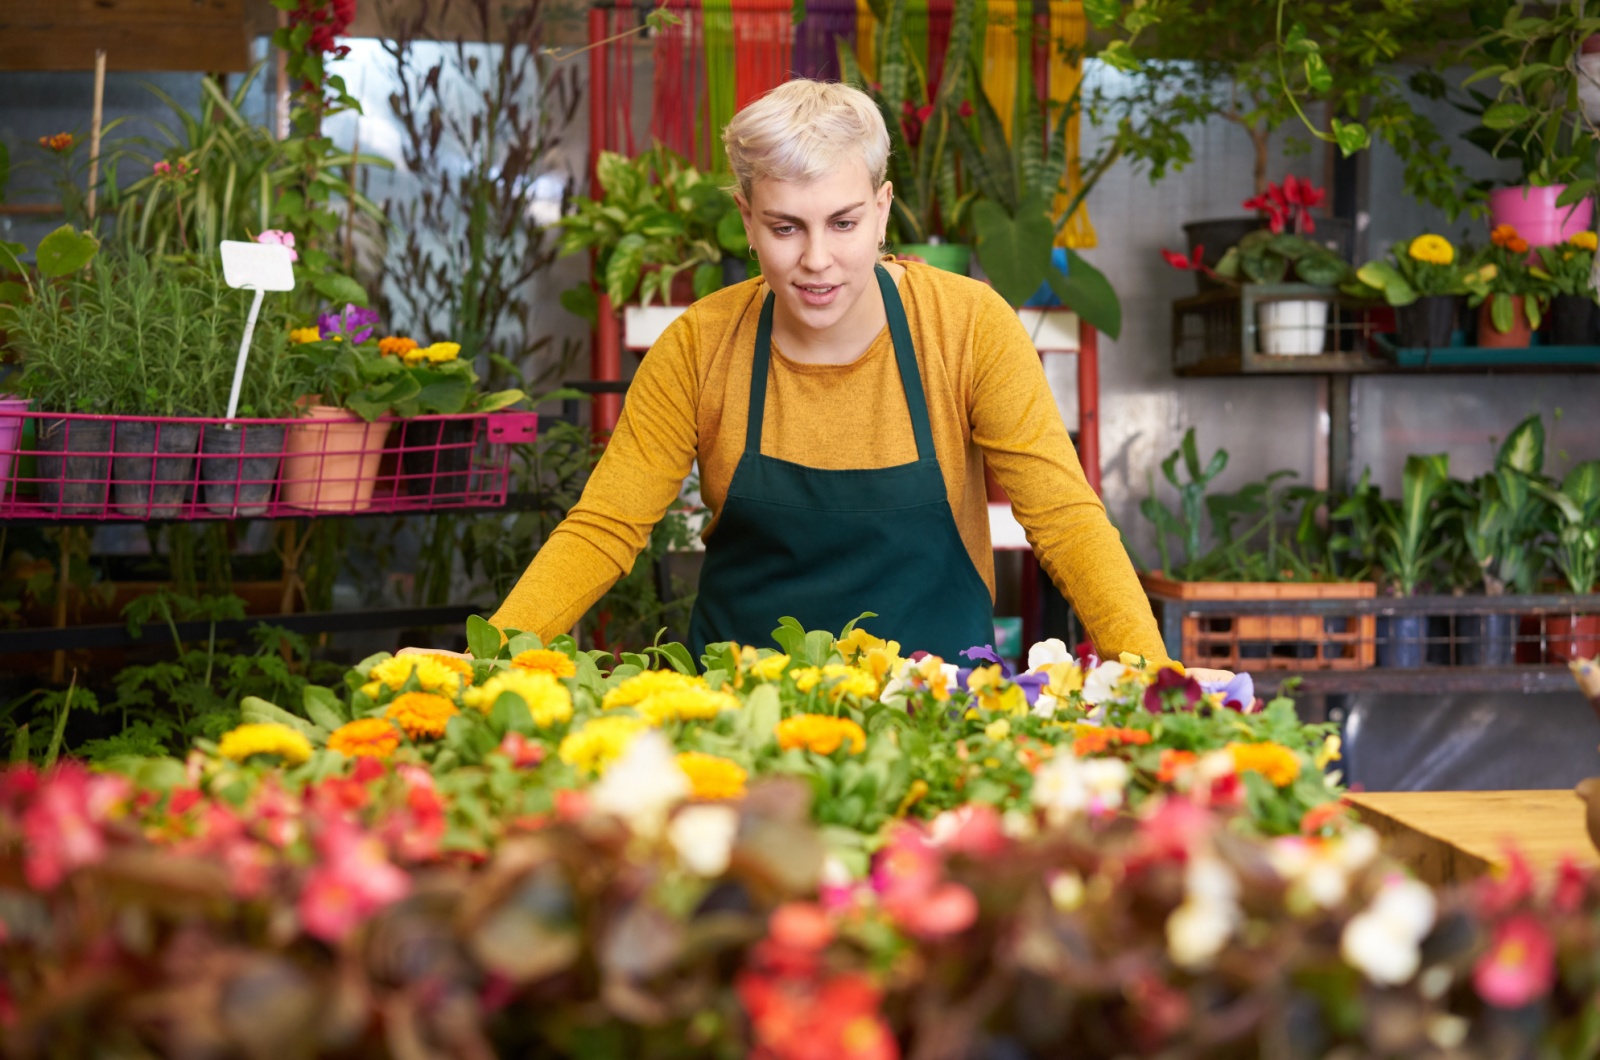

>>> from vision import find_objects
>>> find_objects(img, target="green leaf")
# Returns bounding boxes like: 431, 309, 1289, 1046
605, 232, 648, 305
648, 640, 698, 676
740, 684, 781, 747
303, 685, 348, 730
560, 283, 599, 325
692, 262, 721, 299
240, 696, 322, 739
468, 615, 503, 661
312, 273, 366, 306
716, 208, 749, 254
1050, 249, 1123, 340
34, 225, 98, 279
1481, 102, 1532, 130
973, 198, 1052, 307
1082, 0, 1119, 28
1097, 40, 1139, 74
1330, 119, 1369, 157
1304, 53, 1333, 94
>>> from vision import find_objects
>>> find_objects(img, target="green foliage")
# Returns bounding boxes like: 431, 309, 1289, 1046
1215, 229, 1350, 286
1355, 236, 1495, 306
282, 337, 420, 421
557, 146, 744, 309
1443, 415, 1550, 596
1369, 454, 1453, 597
1535, 460, 1600, 594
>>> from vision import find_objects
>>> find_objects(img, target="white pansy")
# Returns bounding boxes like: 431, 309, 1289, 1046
821, 854, 855, 889
1270, 831, 1379, 910
590, 730, 689, 837
1082, 758, 1130, 812
1031, 754, 1129, 823
1030, 693, 1059, 718
1197, 749, 1237, 782
1340, 875, 1436, 985
1026, 638, 1074, 673
668, 804, 740, 877
1166, 856, 1240, 969
1080, 661, 1129, 705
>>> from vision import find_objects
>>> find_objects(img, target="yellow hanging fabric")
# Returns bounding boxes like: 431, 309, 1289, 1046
981, 0, 1019, 140
856, 0, 877, 76
1049, 0, 1095, 248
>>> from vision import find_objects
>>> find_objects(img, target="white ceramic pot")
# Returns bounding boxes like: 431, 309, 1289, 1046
1257, 299, 1329, 356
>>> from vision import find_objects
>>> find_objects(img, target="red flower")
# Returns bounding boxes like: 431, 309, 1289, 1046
1161, 245, 1206, 271
1476, 847, 1534, 918
958, 100, 974, 118
1298, 800, 1348, 835
1553, 856, 1591, 914
1143, 666, 1202, 712
19, 763, 128, 890
498, 731, 546, 768
1474, 913, 1556, 1009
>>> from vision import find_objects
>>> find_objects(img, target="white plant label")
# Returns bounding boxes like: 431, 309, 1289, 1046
219, 240, 296, 423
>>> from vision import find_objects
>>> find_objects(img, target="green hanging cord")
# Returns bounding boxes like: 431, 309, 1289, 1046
703, 0, 736, 174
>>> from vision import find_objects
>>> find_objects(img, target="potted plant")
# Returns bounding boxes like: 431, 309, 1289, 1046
1531, 232, 1600, 345
837, 0, 977, 271
279, 304, 420, 512
1211, 214, 1351, 357
1533, 460, 1600, 662
1, 226, 108, 513
1467, 225, 1546, 348
555, 146, 748, 325
377, 335, 526, 498
1442, 416, 1548, 666
1363, 454, 1453, 668
1355, 234, 1494, 350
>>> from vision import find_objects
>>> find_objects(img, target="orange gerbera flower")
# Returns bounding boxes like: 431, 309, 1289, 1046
327, 717, 402, 760
775, 714, 866, 755
385, 692, 459, 739
378, 336, 419, 357
511, 648, 578, 679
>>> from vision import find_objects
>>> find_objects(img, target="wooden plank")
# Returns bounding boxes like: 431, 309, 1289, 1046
0, 0, 250, 71
1345, 790, 1600, 888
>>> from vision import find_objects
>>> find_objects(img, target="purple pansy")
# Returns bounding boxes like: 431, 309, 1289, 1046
960, 644, 1014, 677
317, 303, 381, 345
1201, 671, 1257, 712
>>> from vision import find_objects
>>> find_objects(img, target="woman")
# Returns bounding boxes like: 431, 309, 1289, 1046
487, 79, 1221, 676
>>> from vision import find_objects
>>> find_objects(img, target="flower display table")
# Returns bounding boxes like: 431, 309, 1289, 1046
1346, 790, 1600, 886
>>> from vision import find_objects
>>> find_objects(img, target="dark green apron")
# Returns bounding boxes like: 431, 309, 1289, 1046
688, 264, 995, 661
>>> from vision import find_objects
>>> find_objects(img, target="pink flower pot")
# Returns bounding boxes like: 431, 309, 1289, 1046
0, 397, 29, 492
1487, 184, 1594, 248
281, 405, 391, 512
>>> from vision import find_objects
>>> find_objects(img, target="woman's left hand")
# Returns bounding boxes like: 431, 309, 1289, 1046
1186, 667, 1236, 686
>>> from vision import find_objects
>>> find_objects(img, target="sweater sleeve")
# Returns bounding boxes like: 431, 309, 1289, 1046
965, 292, 1170, 664
488, 311, 703, 641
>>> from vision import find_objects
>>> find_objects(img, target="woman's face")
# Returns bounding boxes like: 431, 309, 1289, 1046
738, 157, 892, 336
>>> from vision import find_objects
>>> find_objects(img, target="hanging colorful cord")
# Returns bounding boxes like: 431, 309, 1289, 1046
792, 0, 858, 79
1047, 0, 1094, 248
652, 0, 697, 160
732, 0, 794, 110
925, 0, 952, 95
980, 0, 1020, 140
703, 0, 737, 171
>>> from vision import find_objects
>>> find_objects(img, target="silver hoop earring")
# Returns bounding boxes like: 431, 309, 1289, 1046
749, 245, 758, 260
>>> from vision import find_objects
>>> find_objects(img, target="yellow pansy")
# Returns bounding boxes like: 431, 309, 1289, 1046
290, 326, 322, 344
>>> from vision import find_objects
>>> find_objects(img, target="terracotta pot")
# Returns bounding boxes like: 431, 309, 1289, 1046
1476, 296, 1532, 348
280, 404, 390, 512
1548, 614, 1600, 663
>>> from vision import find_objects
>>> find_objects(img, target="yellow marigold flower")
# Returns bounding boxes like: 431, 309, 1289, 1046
776, 714, 867, 756
676, 752, 748, 799
378, 335, 419, 357
746, 652, 791, 682
385, 692, 459, 740
461, 670, 574, 727
365, 654, 470, 699
1407, 234, 1455, 266
637, 687, 741, 725
793, 664, 879, 700
603, 669, 704, 710
559, 715, 648, 774
290, 326, 322, 344
511, 648, 577, 679
1570, 231, 1598, 252
326, 717, 401, 760
217, 722, 312, 765
1227, 741, 1302, 788
422, 342, 461, 365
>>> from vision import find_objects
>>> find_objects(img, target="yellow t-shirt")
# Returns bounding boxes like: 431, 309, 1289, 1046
490, 262, 1168, 663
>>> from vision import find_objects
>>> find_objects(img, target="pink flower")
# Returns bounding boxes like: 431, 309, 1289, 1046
1553, 857, 1590, 914
1476, 848, 1534, 918
19, 764, 127, 890
256, 229, 299, 262
498, 732, 546, 768
298, 819, 410, 942
1474, 913, 1556, 1009
872, 825, 978, 939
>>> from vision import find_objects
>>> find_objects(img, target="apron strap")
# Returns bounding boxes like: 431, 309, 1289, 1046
745, 264, 936, 461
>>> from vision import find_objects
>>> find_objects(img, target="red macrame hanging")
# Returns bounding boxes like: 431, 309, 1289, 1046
732, 0, 794, 111
925, 0, 952, 96
651, 0, 698, 160
599, 3, 638, 156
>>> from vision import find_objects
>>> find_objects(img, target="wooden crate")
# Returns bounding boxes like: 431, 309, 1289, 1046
1140, 574, 1378, 671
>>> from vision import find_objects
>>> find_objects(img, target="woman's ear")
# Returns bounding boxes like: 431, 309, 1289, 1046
734, 190, 756, 246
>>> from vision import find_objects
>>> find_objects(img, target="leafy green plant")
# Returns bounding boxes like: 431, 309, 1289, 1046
1468, 226, 1547, 334
1444, 415, 1547, 596
1535, 460, 1600, 595
1215, 229, 1350, 286
1532, 233, 1600, 297
1367, 453, 1452, 598
284, 336, 420, 421
837, 0, 976, 247
1355, 234, 1494, 307
556, 146, 747, 317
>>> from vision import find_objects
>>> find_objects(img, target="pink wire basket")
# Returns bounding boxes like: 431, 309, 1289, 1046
0, 409, 538, 520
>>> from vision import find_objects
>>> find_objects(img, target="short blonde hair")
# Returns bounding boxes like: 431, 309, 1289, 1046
722, 79, 890, 199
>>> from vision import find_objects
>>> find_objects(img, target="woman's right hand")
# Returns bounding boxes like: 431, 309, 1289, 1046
397, 646, 471, 660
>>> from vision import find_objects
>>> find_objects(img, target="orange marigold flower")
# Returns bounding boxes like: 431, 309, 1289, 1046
1071, 726, 1152, 757
775, 714, 866, 755
1299, 800, 1348, 835
385, 691, 459, 739
1509, 236, 1530, 255
38, 133, 74, 152
1490, 223, 1521, 248
327, 717, 402, 759
677, 752, 748, 799
1227, 741, 1302, 788
378, 335, 419, 357
1156, 748, 1198, 783
511, 648, 577, 679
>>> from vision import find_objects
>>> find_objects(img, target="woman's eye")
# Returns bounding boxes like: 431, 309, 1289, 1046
772, 225, 796, 237
834, 220, 857, 231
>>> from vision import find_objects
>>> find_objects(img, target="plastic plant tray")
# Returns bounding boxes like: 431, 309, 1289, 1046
1372, 333, 1600, 368
0, 409, 537, 521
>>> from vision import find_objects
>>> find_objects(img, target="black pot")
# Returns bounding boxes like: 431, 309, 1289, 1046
399, 419, 475, 499
112, 420, 201, 517
1376, 613, 1426, 668
1457, 611, 1516, 667
36, 418, 112, 515
1549, 294, 1599, 346
1425, 614, 1455, 666
1182, 217, 1264, 292
201, 422, 285, 517
1394, 296, 1457, 349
